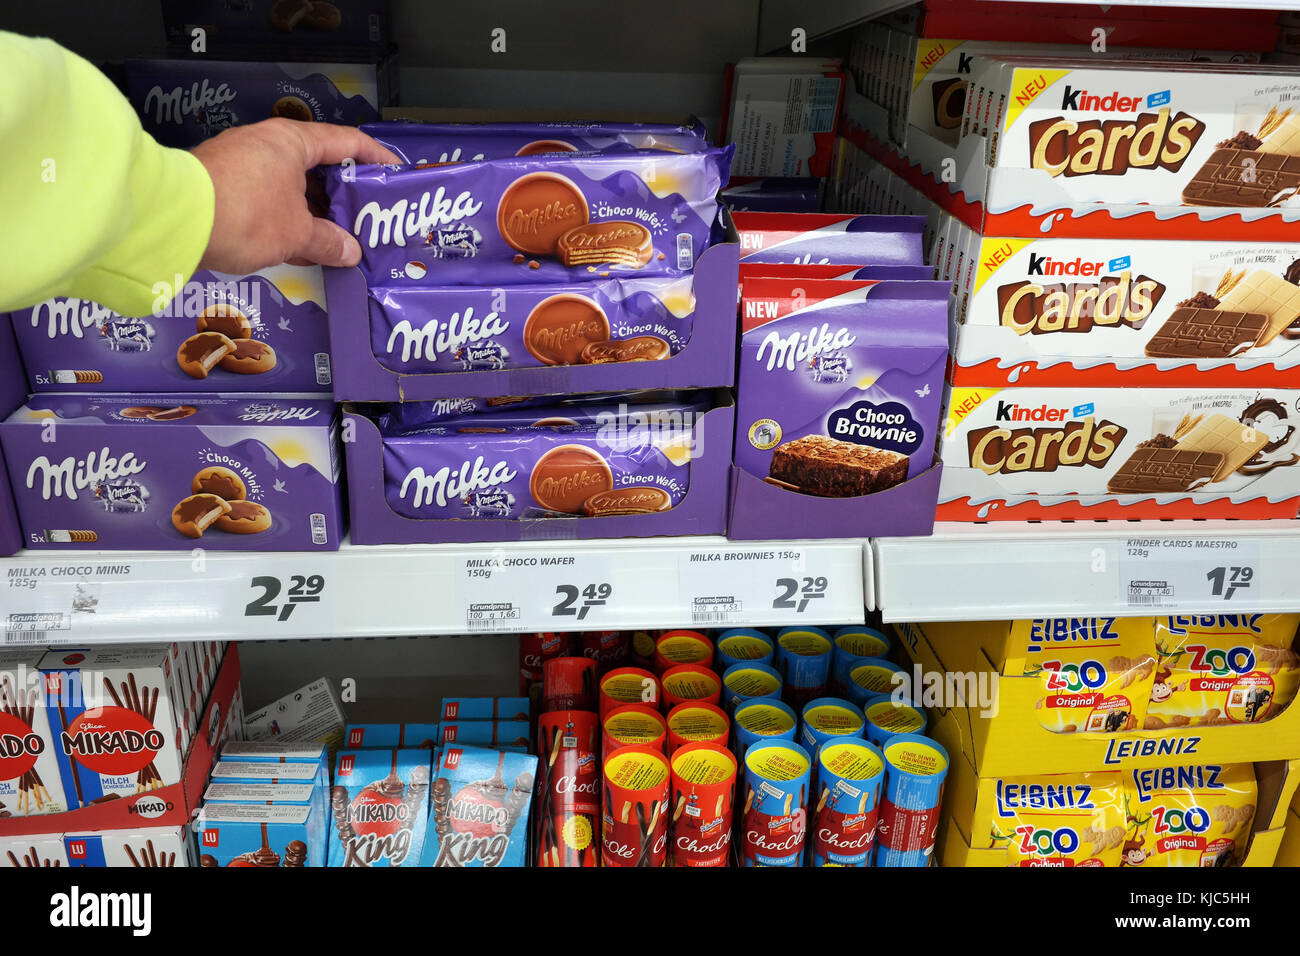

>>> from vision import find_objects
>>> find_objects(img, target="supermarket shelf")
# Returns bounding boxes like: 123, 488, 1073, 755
0, 536, 868, 643
873, 520, 1300, 622
757, 0, 914, 52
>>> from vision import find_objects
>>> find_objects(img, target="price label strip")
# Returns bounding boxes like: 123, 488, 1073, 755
1120, 537, 1263, 609
678, 546, 863, 627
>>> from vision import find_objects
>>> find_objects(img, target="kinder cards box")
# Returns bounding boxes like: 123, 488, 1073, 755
729, 278, 949, 539
0, 394, 342, 550
939, 386, 1300, 520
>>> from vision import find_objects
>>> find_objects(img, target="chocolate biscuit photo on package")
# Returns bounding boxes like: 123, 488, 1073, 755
734, 278, 948, 498
324, 148, 730, 286
1145, 615, 1300, 729
1123, 764, 1257, 867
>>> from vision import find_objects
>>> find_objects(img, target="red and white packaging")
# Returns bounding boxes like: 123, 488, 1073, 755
64, 825, 191, 867
0, 833, 68, 867
0, 649, 69, 816
668, 744, 736, 867
534, 711, 600, 867
724, 57, 846, 178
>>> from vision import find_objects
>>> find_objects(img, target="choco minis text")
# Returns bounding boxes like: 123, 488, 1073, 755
328, 749, 431, 867
0, 394, 343, 550
421, 746, 536, 868
731, 278, 948, 536
323, 147, 731, 286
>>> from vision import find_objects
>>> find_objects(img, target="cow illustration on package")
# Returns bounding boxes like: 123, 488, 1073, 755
808, 352, 851, 384
464, 490, 516, 518
95, 478, 149, 513
456, 342, 510, 371
102, 316, 155, 352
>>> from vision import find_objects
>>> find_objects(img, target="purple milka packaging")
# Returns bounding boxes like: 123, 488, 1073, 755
377, 391, 693, 434
730, 278, 948, 540
343, 392, 733, 543
733, 212, 924, 266
722, 178, 822, 213
367, 274, 696, 374
11, 266, 332, 393
382, 417, 695, 521
0, 394, 343, 550
322, 147, 732, 287
386, 399, 708, 437
0, 315, 26, 555
123, 55, 395, 148
360, 119, 709, 165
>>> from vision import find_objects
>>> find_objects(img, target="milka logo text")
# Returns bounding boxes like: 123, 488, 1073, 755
144, 80, 236, 125
755, 324, 856, 372
400, 459, 517, 509
27, 448, 147, 501
353, 190, 484, 248
29, 299, 115, 340
387, 307, 508, 362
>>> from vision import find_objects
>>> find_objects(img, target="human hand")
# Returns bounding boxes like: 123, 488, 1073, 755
192, 118, 400, 274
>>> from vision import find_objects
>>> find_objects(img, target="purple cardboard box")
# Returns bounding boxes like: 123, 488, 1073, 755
123, 55, 396, 148
0, 315, 27, 556
321, 147, 731, 287
729, 278, 948, 540
343, 392, 733, 544
0, 394, 343, 551
162, 0, 392, 55
11, 267, 333, 393
324, 223, 739, 400
361, 119, 709, 165
733, 212, 925, 266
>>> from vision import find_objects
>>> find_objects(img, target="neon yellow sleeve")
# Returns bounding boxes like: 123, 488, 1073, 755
0, 32, 215, 317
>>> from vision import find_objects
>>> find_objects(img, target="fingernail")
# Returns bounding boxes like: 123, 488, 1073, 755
342, 236, 361, 267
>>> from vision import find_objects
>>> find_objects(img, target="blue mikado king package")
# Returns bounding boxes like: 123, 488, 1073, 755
420, 745, 537, 868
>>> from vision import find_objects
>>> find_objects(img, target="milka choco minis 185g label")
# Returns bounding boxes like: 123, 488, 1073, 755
361, 119, 709, 165
736, 278, 948, 499
12, 266, 333, 392
0, 394, 342, 550
323, 147, 731, 286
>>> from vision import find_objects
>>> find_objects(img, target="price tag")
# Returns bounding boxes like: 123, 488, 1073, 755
680, 546, 857, 626
1120, 537, 1262, 609
243, 574, 327, 623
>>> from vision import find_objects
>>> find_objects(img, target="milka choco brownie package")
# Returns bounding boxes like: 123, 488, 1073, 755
11, 266, 332, 392
0, 394, 342, 550
733, 212, 925, 266
940, 386, 1300, 519
362, 119, 709, 165
956, 236, 1300, 386
123, 56, 394, 148
976, 58, 1300, 209
323, 147, 731, 286
735, 278, 949, 499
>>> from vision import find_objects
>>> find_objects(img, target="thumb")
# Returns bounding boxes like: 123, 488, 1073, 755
293, 218, 363, 268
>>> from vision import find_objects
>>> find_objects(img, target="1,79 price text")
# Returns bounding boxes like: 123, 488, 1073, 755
1207, 566, 1253, 601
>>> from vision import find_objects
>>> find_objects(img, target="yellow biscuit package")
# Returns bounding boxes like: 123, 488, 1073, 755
1012, 618, 1156, 734
986, 771, 1126, 867
1146, 615, 1300, 729
1122, 764, 1257, 867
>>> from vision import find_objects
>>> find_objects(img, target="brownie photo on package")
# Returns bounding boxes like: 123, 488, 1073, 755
768, 435, 909, 497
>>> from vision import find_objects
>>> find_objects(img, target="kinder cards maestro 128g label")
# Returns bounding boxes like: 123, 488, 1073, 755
324, 148, 731, 287
1146, 615, 1300, 729
735, 278, 948, 498
955, 236, 1300, 386
1012, 617, 1156, 734
1122, 763, 1257, 867
986, 771, 1127, 867
939, 386, 1300, 519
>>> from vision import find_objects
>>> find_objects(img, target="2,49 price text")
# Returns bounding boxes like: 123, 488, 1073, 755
552, 583, 612, 621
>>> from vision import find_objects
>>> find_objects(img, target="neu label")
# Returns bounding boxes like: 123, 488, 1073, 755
62, 707, 161, 776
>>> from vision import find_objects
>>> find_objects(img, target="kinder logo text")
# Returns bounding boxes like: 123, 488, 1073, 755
26, 448, 147, 501
755, 324, 857, 373
1059, 86, 1170, 113
400, 459, 518, 509
1132, 765, 1224, 803
1000, 256, 1162, 335
1027, 617, 1121, 650
144, 79, 236, 125
996, 779, 1095, 818
385, 308, 509, 363
353, 190, 485, 248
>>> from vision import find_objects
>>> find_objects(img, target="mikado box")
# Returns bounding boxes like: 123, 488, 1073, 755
894, 617, 1300, 778
939, 385, 1300, 520
0, 394, 343, 550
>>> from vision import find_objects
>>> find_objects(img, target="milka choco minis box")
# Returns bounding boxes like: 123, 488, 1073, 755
955, 236, 1300, 387
0, 394, 342, 550
939, 386, 1300, 520
39, 645, 184, 810
11, 266, 333, 393
730, 278, 949, 539
123, 55, 395, 148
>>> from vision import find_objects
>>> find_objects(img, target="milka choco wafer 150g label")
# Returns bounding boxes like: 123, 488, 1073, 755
957, 237, 1300, 385
985, 61, 1300, 208
940, 386, 1300, 518
324, 148, 731, 287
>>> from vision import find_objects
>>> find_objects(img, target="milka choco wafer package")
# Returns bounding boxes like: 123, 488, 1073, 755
983, 770, 1127, 867
1011, 618, 1156, 734
977, 58, 1300, 209
0, 394, 343, 550
327, 749, 431, 867
1122, 764, 1257, 867
735, 278, 948, 499
421, 745, 537, 867
1146, 615, 1300, 729
324, 148, 731, 286
956, 237, 1300, 386
11, 266, 332, 393
365, 275, 696, 373
940, 386, 1300, 519
361, 119, 709, 165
